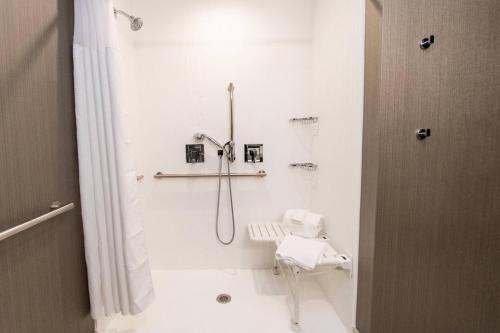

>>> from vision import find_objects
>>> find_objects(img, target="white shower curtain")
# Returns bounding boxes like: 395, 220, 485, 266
73, 0, 154, 319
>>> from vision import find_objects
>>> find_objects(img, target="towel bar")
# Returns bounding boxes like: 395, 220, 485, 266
0, 203, 75, 242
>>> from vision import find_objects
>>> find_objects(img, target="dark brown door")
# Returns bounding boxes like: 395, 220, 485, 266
0, 0, 94, 332
358, 0, 500, 332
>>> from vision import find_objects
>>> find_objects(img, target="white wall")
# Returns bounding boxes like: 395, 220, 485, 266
311, 0, 365, 331
115, 0, 365, 330
116, 0, 316, 269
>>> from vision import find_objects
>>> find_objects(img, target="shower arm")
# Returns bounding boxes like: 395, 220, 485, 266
205, 135, 224, 150
114, 8, 132, 20
194, 133, 224, 150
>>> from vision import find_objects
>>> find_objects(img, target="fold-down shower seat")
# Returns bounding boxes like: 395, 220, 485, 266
247, 222, 352, 330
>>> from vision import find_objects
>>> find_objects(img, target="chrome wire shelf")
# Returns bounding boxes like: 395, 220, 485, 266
289, 117, 319, 124
289, 163, 318, 171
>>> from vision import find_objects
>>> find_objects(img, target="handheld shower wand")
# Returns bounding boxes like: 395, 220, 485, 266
192, 83, 238, 245
193, 131, 236, 245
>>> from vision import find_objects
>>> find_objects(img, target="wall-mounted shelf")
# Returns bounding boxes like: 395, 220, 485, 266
289, 163, 318, 171
154, 171, 267, 178
289, 116, 319, 124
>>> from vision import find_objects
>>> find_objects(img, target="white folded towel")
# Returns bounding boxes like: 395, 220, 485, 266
275, 235, 327, 270
283, 209, 308, 224
283, 209, 308, 236
301, 212, 324, 238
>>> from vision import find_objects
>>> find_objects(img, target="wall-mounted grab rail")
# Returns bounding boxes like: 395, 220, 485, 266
0, 202, 75, 242
154, 171, 267, 178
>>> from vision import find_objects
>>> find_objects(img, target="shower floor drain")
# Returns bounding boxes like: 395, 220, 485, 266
216, 293, 231, 304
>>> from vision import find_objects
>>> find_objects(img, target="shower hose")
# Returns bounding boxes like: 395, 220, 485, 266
215, 147, 236, 245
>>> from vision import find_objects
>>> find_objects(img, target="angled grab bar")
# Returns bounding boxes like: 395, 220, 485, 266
0, 202, 75, 242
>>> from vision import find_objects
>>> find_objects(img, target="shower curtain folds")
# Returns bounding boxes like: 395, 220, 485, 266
73, 0, 154, 319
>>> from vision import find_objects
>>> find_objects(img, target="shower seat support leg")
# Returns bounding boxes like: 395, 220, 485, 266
291, 267, 301, 331
273, 259, 280, 275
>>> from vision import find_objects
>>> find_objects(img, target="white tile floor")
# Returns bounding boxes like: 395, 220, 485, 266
105, 269, 348, 333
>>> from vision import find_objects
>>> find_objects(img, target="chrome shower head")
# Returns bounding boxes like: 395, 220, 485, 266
130, 16, 143, 31
114, 8, 143, 31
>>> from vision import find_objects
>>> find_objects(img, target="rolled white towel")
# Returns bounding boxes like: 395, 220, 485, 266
283, 209, 308, 224
276, 235, 327, 270
283, 209, 309, 236
301, 212, 324, 238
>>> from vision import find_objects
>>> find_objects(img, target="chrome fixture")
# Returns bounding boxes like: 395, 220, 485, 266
0, 203, 75, 242
190, 83, 239, 245
289, 163, 318, 171
416, 128, 431, 140
216, 294, 232, 304
227, 83, 236, 162
193, 133, 224, 149
154, 171, 267, 178
113, 7, 143, 31
194, 131, 236, 245
419, 35, 435, 49
186, 144, 205, 163
290, 116, 319, 124
244, 144, 264, 163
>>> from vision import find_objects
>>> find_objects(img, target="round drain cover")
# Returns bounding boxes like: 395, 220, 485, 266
216, 293, 231, 304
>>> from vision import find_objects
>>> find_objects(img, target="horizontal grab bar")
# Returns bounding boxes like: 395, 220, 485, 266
154, 171, 267, 178
0, 203, 75, 242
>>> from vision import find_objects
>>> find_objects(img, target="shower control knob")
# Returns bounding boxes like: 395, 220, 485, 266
416, 128, 431, 140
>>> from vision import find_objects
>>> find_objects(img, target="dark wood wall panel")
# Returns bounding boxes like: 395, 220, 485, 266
0, 0, 80, 228
358, 0, 500, 332
0, 211, 92, 333
0, 0, 94, 332
356, 0, 383, 332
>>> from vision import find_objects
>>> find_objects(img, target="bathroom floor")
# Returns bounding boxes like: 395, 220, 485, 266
106, 269, 348, 333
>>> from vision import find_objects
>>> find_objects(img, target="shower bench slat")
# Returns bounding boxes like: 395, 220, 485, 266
248, 222, 291, 242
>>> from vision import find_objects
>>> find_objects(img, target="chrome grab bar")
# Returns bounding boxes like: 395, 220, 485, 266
154, 171, 267, 178
0, 202, 75, 242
